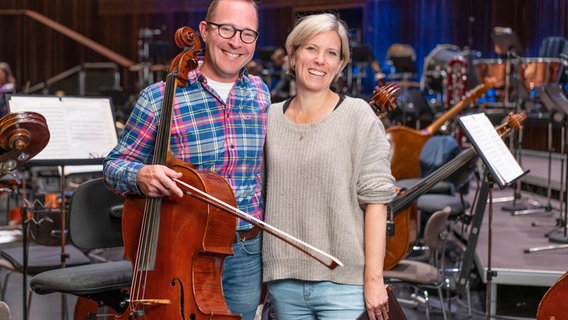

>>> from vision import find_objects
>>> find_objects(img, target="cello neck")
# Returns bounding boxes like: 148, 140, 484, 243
424, 81, 494, 136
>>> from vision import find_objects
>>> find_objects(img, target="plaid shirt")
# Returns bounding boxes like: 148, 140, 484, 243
103, 67, 270, 229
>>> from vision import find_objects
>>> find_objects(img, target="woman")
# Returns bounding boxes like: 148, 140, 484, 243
262, 13, 396, 320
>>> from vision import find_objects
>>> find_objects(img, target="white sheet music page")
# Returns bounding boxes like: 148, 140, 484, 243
458, 113, 525, 187
7, 95, 118, 174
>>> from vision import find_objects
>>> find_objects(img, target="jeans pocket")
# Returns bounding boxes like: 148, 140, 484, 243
240, 233, 262, 255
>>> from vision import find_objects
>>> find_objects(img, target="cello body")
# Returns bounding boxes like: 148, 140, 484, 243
537, 271, 568, 320
119, 156, 241, 319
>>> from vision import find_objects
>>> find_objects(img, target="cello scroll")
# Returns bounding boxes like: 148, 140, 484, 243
0, 112, 50, 174
369, 82, 400, 118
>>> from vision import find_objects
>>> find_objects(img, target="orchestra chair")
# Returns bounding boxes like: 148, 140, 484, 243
538, 36, 567, 58
384, 207, 452, 320
29, 178, 131, 318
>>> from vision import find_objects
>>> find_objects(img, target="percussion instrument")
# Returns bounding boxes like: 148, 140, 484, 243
473, 58, 509, 89
517, 57, 562, 90
422, 44, 480, 95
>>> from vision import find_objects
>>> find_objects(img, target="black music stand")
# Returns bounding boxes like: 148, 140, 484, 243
456, 113, 527, 320
7, 95, 118, 320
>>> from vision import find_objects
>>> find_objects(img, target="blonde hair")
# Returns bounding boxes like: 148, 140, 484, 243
285, 13, 351, 81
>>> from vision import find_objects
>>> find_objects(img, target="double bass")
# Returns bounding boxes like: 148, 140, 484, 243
119, 27, 342, 320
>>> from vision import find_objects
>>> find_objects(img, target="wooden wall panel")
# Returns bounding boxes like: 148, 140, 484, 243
0, 0, 566, 101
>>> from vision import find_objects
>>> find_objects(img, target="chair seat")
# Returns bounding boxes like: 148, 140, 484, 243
31, 260, 132, 296
384, 259, 441, 283
417, 194, 470, 215
1, 244, 91, 275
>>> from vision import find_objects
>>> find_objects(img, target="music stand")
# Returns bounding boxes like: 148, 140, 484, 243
348, 45, 375, 97
491, 27, 523, 57
456, 113, 527, 320
7, 95, 118, 320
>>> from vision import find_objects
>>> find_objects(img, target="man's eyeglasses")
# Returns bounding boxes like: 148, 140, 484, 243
206, 21, 259, 44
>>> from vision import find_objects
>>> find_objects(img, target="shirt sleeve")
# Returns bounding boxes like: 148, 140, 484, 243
103, 84, 163, 196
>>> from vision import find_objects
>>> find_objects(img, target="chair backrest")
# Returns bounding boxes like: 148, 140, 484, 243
538, 36, 568, 58
422, 207, 451, 253
419, 135, 461, 178
419, 135, 477, 194
68, 178, 124, 250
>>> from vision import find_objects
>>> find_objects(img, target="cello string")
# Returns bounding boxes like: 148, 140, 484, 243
173, 178, 344, 268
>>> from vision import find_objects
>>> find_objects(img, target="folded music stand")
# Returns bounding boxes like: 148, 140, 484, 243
456, 113, 527, 320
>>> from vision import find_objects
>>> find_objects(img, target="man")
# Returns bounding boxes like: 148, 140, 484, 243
103, 1, 269, 319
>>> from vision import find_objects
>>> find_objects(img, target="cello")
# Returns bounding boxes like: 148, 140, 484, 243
119, 26, 342, 320
537, 271, 568, 320
118, 26, 242, 320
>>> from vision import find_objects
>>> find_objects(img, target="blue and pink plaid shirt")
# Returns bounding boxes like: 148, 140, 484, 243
103, 67, 270, 230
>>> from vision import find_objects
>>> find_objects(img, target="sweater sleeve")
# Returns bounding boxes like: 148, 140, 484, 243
354, 100, 397, 204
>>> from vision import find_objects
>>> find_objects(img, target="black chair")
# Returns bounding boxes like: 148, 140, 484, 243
29, 178, 131, 317
0, 203, 93, 319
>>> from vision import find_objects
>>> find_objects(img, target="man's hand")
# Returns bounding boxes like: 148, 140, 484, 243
137, 165, 183, 198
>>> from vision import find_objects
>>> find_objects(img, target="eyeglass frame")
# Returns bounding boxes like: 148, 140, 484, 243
205, 21, 259, 44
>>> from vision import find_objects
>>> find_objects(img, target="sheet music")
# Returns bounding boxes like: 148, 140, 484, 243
7, 95, 118, 174
459, 113, 525, 188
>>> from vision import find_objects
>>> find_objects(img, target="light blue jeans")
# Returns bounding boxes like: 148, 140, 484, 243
266, 279, 365, 320
222, 232, 262, 320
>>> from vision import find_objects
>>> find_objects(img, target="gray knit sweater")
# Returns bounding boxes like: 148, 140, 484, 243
262, 95, 397, 285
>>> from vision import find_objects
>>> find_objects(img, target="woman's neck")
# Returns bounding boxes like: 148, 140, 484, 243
286, 90, 338, 124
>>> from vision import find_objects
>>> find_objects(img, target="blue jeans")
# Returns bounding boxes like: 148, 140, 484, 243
267, 279, 365, 320
222, 232, 262, 320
